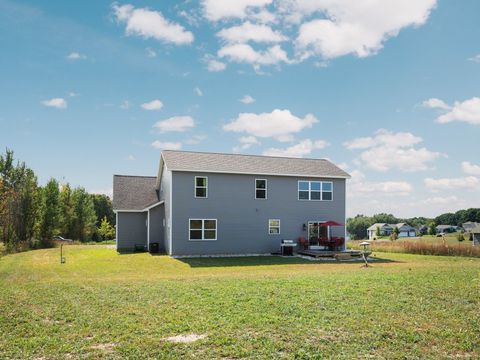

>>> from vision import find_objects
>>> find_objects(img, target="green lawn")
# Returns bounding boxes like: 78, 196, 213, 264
1, 246, 479, 359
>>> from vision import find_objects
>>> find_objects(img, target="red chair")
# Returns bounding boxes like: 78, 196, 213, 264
334, 237, 345, 251
318, 236, 329, 247
298, 236, 309, 249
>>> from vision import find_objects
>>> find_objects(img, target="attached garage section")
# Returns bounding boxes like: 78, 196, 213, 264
116, 212, 147, 252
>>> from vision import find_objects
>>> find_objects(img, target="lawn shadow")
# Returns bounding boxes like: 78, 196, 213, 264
176, 255, 399, 268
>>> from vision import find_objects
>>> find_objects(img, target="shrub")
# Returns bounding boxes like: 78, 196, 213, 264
457, 233, 464, 242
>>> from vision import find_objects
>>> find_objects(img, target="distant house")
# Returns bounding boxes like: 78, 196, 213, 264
367, 223, 416, 240
435, 225, 458, 234
418, 225, 428, 235
470, 224, 480, 246
462, 222, 479, 232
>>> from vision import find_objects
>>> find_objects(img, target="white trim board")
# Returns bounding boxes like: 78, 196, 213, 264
114, 200, 164, 213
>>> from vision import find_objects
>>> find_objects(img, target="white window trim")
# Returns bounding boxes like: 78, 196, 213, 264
268, 219, 281, 235
188, 218, 217, 241
298, 180, 333, 201
255, 178, 268, 200
194, 176, 208, 199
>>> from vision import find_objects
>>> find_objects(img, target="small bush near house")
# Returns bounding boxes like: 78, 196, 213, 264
457, 233, 465, 242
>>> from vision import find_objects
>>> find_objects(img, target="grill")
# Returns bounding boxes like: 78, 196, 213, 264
280, 239, 297, 256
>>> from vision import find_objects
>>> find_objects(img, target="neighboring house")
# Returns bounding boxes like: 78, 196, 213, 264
470, 224, 480, 246
418, 225, 428, 235
462, 222, 479, 232
435, 225, 458, 234
113, 150, 350, 256
367, 223, 416, 240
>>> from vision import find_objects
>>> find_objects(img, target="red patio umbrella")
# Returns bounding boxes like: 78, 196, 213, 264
319, 221, 344, 227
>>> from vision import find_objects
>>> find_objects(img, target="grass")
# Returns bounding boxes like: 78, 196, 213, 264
1, 246, 479, 359
350, 235, 480, 258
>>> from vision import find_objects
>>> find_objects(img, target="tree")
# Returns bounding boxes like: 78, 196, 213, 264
375, 225, 381, 237
91, 194, 115, 227
428, 222, 436, 236
347, 215, 372, 240
390, 226, 399, 241
39, 178, 60, 247
0, 149, 42, 250
71, 188, 97, 242
59, 183, 75, 239
98, 216, 115, 241
372, 213, 399, 225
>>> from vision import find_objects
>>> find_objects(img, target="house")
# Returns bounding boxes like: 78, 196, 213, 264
418, 225, 428, 235
113, 150, 350, 256
367, 223, 416, 240
435, 225, 458, 234
462, 221, 479, 232
470, 224, 480, 246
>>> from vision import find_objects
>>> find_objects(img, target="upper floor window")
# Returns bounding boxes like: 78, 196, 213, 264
195, 176, 208, 198
298, 181, 333, 201
255, 179, 267, 199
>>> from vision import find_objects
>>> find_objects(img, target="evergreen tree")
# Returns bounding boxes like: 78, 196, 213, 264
39, 178, 60, 247
72, 188, 97, 242
59, 183, 75, 238
98, 216, 115, 241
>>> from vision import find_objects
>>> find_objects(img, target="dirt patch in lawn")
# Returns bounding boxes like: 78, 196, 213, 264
90, 343, 116, 353
164, 334, 207, 343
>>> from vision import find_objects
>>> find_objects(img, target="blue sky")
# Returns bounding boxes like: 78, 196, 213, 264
1, 0, 479, 217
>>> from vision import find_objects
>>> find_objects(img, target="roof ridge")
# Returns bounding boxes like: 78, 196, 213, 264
162, 149, 329, 162
113, 174, 157, 178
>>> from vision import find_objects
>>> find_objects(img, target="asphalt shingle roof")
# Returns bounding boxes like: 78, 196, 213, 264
161, 150, 350, 178
113, 175, 159, 210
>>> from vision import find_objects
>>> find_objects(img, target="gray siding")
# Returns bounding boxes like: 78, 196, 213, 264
159, 165, 172, 254
474, 233, 480, 246
149, 204, 165, 252
117, 212, 147, 251
171, 171, 346, 256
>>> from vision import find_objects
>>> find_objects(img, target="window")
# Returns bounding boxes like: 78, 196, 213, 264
268, 219, 280, 234
255, 179, 267, 199
194, 176, 208, 198
298, 181, 333, 201
189, 219, 217, 241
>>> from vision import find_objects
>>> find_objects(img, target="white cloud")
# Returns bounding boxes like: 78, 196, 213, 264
141, 99, 163, 110
145, 47, 157, 57
194, 87, 203, 96
66, 52, 86, 60
424, 176, 480, 191
344, 129, 441, 172
120, 100, 130, 109
217, 22, 286, 44
153, 116, 195, 133
42, 98, 67, 109
421, 196, 459, 205
206, 59, 227, 72
127, 155, 135, 161
202, 0, 272, 21
263, 139, 329, 158
223, 109, 317, 141
240, 95, 255, 104
218, 43, 291, 68
294, 0, 437, 60
468, 54, 480, 63
462, 161, 480, 176
112, 4, 194, 45
436, 97, 480, 125
233, 135, 261, 152
151, 141, 183, 150
348, 169, 413, 197
421, 98, 450, 110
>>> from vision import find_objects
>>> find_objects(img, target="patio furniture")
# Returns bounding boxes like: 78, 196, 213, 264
298, 236, 309, 250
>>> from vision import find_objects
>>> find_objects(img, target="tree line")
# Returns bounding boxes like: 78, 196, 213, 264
347, 210, 480, 240
0, 149, 115, 252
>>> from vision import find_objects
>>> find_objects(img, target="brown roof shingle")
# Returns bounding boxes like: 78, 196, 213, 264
113, 175, 159, 210
162, 150, 350, 178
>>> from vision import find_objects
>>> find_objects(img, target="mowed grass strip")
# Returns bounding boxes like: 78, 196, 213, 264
0, 246, 479, 359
